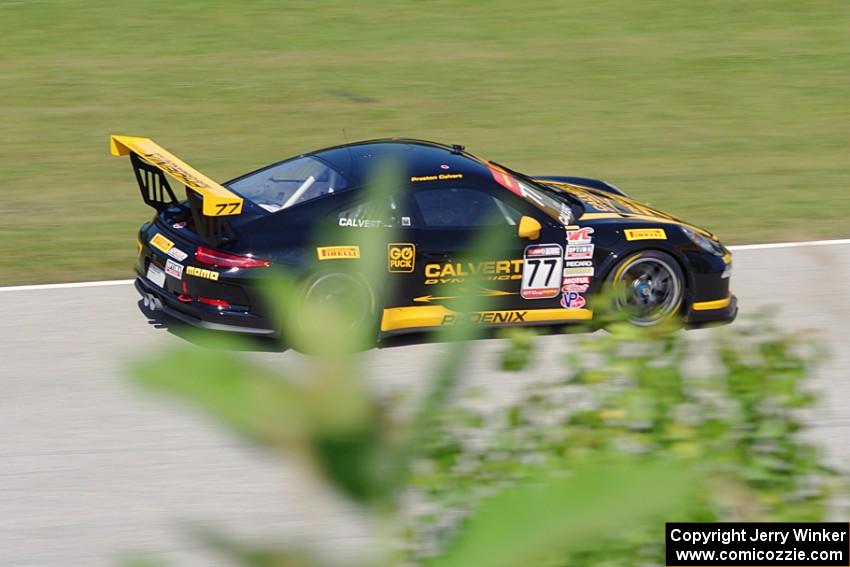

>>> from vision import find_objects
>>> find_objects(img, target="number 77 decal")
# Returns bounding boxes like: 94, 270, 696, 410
521, 244, 564, 299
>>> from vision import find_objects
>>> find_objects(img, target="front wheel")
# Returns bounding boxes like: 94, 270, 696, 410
606, 250, 685, 327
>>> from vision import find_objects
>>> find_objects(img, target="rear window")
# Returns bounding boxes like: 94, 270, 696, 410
228, 156, 351, 212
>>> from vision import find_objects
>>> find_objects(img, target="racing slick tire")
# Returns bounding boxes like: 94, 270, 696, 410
605, 250, 685, 328
289, 269, 379, 353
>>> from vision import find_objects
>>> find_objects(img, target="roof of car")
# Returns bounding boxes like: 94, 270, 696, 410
308, 139, 494, 187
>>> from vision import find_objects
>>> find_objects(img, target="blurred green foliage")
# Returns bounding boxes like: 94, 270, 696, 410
3, 0, 850, 284
410, 310, 832, 565
130, 300, 832, 566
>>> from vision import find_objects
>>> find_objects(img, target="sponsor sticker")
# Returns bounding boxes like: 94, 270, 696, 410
566, 227, 594, 244
522, 244, 563, 299
401, 216, 412, 227
186, 266, 219, 281
560, 291, 586, 309
565, 244, 594, 260
165, 259, 184, 279
565, 260, 593, 268
172, 221, 187, 229
150, 233, 174, 254
388, 243, 416, 272
167, 247, 188, 262
564, 266, 595, 277
317, 246, 360, 260
410, 173, 463, 182
625, 228, 666, 241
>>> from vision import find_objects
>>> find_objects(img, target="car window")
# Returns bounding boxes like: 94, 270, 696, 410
228, 156, 351, 212
413, 187, 521, 229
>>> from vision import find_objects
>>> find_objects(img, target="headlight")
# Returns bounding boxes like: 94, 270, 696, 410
681, 226, 725, 256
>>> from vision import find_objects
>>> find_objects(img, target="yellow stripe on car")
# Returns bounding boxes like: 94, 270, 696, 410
380, 306, 592, 332
692, 297, 732, 311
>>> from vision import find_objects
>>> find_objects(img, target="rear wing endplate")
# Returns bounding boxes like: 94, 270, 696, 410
110, 135, 243, 217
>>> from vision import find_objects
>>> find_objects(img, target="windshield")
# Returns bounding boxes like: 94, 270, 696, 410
227, 156, 351, 213
487, 163, 577, 225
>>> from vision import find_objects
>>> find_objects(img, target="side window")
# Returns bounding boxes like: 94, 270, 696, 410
412, 187, 521, 229
335, 197, 406, 228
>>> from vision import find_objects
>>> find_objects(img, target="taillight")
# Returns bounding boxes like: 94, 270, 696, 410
195, 246, 270, 268
198, 297, 231, 308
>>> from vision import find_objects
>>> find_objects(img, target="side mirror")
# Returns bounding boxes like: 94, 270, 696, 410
517, 216, 542, 240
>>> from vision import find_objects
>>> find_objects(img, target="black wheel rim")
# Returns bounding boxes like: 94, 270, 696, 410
613, 257, 682, 326
303, 273, 371, 331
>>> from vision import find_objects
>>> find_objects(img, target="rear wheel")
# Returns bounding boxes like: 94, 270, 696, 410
291, 270, 379, 352
606, 250, 684, 327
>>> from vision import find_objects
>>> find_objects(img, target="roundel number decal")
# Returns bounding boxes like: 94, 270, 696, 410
521, 244, 563, 299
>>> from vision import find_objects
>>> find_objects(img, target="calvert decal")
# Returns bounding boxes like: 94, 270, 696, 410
150, 233, 174, 254
339, 218, 384, 228
317, 246, 361, 260
165, 259, 184, 280
186, 266, 219, 281
410, 173, 463, 182
388, 243, 416, 273
521, 244, 563, 299
624, 228, 667, 241
424, 259, 523, 285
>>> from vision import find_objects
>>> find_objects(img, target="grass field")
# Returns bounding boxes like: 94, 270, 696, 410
2, 0, 848, 285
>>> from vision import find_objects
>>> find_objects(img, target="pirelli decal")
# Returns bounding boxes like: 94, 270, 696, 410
150, 233, 174, 254
317, 245, 360, 260
625, 228, 667, 241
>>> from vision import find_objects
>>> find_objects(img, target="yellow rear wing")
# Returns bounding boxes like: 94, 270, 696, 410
110, 135, 243, 217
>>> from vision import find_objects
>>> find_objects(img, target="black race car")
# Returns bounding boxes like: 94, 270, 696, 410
112, 135, 736, 341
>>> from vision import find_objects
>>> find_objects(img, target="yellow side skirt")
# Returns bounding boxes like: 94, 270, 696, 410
380, 306, 593, 333
692, 297, 732, 311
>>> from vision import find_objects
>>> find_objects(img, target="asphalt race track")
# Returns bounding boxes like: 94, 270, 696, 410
2, 242, 849, 566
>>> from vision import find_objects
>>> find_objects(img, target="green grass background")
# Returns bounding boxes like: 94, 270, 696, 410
2, 0, 848, 285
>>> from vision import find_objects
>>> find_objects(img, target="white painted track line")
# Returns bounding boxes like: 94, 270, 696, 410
0, 279, 135, 292
0, 237, 848, 292
728, 238, 850, 251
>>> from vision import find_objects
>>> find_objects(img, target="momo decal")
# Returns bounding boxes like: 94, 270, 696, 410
317, 246, 360, 260
560, 291, 586, 310
165, 258, 184, 280
424, 260, 522, 285
186, 266, 219, 281
388, 243, 415, 273
521, 244, 563, 299
624, 228, 667, 241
